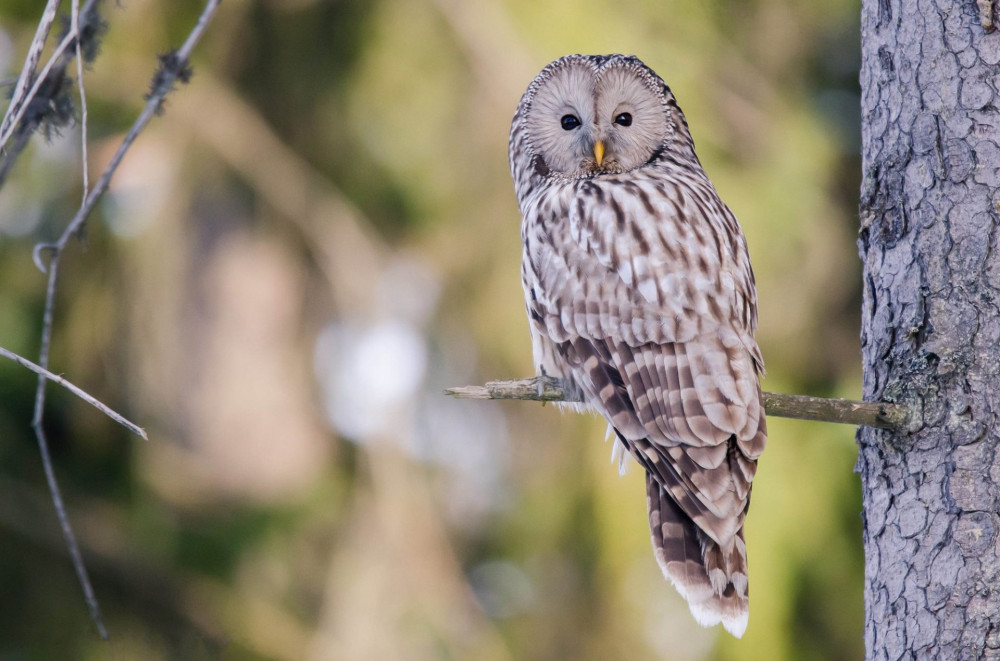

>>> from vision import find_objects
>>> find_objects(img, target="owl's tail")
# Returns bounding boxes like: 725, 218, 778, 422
646, 473, 750, 638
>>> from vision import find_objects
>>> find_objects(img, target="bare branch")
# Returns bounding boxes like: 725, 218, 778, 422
445, 377, 568, 402
0, 17, 76, 151
72, 0, 90, 201
9, 0, 224, 639
47, 3, 221, 257
0, 0, 62, 141
760, 391, 911, 430
446, 376, 912, 430
0, 0, 102, 190
175, 0, 222, 61
0, 347, 147, 440
30, 422, 107, 639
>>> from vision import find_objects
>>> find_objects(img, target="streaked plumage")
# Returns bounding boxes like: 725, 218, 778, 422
509, 54, 766, 637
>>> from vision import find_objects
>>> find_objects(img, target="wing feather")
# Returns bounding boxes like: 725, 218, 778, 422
519, 149, 765, 635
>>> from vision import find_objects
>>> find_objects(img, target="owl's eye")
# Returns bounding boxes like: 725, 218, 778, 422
560, 114, 581, 130
614, 112, 633, 127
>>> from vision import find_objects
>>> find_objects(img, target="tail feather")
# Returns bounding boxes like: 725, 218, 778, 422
646, 474, 749, 638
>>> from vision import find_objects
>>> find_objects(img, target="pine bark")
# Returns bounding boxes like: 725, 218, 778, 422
859, 0, 1000, 658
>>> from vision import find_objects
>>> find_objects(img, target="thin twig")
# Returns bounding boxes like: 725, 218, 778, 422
0, 0, 62, 143
72, 0, 90, 201
21, 0, 223, 640
32, 423, 107, 638
0, 347, 147, 439
175, 0, 222, 61
445, 376, 912, 430
0, 23, 76, 152
43, 3, 220, 256
0, 0, 101, 190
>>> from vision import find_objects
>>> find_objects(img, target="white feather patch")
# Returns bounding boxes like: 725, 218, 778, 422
610, 437, 631, 475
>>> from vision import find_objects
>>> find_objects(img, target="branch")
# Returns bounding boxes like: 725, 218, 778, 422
72, 0, 90, 203
0, 347, 147, 440
8, 0, 223, 640
0, 0, 103, 190
445, 376, 911, 430
0, 0, 62, 143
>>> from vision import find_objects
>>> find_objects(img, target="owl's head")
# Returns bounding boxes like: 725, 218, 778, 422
514, 54, 693, 180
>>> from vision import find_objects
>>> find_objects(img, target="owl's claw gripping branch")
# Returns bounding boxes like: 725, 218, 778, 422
445, 377, 911, 430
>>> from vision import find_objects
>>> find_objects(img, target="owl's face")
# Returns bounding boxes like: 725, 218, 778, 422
522, 55, 672, 178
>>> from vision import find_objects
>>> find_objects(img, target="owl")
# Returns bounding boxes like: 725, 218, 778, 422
509, 54, 766, 638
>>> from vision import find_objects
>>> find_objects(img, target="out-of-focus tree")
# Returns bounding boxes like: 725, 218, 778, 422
0, 1, 864, 659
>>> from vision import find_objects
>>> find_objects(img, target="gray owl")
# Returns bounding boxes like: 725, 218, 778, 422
509, 54, 766, 637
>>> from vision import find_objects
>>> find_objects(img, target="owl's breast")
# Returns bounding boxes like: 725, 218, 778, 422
519, 168, 758, 353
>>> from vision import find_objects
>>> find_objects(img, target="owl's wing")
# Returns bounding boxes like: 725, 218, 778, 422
524, 175, 766, 544
559, 334, 764, 540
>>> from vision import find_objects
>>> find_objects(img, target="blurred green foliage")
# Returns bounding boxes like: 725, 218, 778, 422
0, 0, 863, 659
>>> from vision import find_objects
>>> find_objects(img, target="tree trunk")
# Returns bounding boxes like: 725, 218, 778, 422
859, 1, 1000, 658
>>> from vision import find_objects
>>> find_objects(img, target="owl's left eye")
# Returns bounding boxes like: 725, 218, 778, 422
614, 112, 633, 127
560, 114, 581, 130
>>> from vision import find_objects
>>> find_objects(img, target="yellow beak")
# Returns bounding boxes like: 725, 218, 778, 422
593, 140, 605, 166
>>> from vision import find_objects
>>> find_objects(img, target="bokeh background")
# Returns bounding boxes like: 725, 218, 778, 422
0, 0, 865, 659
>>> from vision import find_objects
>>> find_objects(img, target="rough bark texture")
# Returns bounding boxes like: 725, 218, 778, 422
859, 1, 1000, 658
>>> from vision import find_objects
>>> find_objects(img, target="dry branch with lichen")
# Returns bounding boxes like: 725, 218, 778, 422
447, 376, 911, 430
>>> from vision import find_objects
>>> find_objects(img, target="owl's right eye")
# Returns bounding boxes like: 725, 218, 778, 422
560, 114, 581, 130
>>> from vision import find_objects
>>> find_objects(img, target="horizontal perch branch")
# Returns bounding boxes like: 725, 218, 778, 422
446, 376, 910, 430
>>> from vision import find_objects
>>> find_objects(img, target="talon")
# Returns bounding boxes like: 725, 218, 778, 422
537, 367, 548, 400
